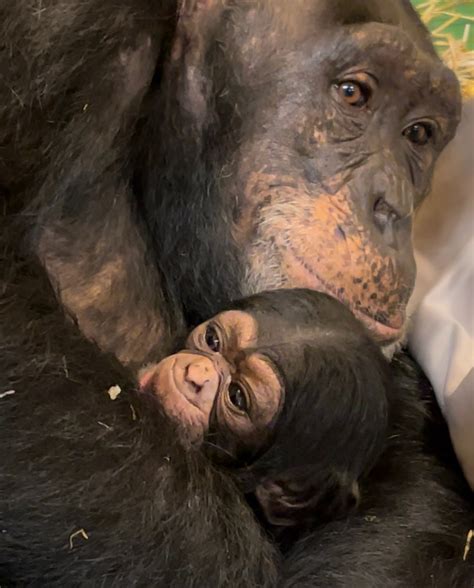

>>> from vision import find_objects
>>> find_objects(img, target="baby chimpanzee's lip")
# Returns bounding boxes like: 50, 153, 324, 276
170, 359, 200, 409
171, 358, 212, 413
138, 365, 156, 391
286, 248, 404, 343
138, 358, 203, 411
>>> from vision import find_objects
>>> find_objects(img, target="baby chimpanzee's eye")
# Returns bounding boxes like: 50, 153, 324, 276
205, 324, 220, 352
227, 382, 248, 413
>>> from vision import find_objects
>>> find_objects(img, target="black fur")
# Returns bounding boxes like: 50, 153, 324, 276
224, 291, 392, 517
282, 357, 474, 587
0, 220, 278, 586
0, 0, 472, 585
196, 289, 394, 528
1, 221, 473, 585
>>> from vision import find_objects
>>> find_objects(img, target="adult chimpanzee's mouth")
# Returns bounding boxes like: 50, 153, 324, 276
350, 307, 403, 344
286, 249, 404, 344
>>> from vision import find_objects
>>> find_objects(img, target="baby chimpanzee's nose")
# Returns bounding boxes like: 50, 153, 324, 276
185, 360, 213, 393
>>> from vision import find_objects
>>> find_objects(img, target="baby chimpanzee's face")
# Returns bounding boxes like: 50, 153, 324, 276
139, 311, 284, 451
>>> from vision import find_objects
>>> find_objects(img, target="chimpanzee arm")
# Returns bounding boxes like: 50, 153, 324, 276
282, 459, 473, 587
281, 356, 474, 587
0, 234, 277, 586
33, 37, 182, 368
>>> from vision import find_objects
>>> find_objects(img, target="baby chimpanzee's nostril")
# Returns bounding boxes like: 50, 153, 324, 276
185, 362, 212, 394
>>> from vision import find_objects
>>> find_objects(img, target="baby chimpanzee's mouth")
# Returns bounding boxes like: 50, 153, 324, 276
170, 359, 203, 410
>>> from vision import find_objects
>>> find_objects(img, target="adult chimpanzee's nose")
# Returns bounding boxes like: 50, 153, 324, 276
372, 196, 400, 237
370, 167, 413, 249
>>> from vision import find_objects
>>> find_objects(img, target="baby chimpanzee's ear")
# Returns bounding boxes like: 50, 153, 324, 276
255, 470, 360, 527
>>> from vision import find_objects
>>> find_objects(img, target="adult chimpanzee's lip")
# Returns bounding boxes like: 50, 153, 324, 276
350, 307, 402, 344
286, 249, 404, 344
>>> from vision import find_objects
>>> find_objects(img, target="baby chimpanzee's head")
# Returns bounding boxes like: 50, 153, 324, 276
140, 289, 392, 528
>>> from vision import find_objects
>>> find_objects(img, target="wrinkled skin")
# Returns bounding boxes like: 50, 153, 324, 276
0, 1, 460, 367
140, 0, 460, 353
225, 21, 460, 340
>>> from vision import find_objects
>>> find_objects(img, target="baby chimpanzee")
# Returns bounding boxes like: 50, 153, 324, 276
140, 289, 392, 529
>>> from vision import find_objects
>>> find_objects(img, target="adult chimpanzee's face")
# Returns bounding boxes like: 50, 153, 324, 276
220, 19, 460, 344
149, 1, 461, 352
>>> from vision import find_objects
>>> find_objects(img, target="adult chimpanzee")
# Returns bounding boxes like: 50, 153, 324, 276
0, 0, 472, 585
0, 0, 461, 367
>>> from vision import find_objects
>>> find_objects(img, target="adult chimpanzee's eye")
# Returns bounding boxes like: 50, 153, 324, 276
205, 324, 220, 352
227, 382, 248, 413
403, 122, 433, 146
336, 81, 370, 108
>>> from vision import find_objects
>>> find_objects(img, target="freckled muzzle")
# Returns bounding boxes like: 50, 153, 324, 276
243, 177, 415, 342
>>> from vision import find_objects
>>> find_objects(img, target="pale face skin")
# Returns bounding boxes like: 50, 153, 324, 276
139, 311, 284, 448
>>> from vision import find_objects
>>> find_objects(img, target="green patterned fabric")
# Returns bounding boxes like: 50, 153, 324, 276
412, 1, 474, 97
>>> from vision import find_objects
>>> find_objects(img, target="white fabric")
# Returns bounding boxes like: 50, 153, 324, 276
409, 99, 474, 489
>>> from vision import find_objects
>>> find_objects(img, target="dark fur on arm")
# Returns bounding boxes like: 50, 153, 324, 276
281, 354, 474, 587
0, 228, 277, 586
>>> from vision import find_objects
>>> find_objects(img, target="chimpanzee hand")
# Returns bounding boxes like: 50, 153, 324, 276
256, 468, 360, 529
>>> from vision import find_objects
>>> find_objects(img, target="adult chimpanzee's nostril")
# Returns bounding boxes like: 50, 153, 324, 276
372, 197, 401, 234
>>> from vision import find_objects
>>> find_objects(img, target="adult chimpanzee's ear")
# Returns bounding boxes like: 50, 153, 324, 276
255, 472, 361, 527
171, 0, 223, 126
